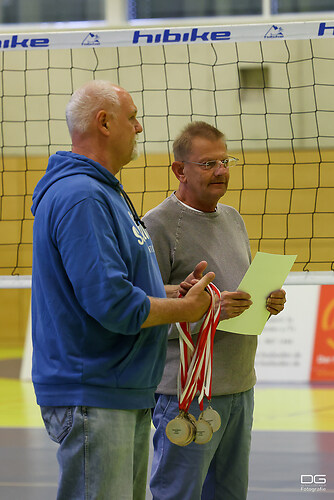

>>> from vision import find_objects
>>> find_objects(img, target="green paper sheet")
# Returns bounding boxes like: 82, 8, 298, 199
217, 252, 297, 335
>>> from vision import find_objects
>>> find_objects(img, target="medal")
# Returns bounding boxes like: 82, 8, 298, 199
166, 411, 196, 446
194, 416, 213, 445
187, 412, 197, 426
183, 413, 197, 445
201, 405, 221, 433
165, 283, 222, 447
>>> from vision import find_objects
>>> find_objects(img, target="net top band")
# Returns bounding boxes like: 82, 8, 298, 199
0, 21, 334, 51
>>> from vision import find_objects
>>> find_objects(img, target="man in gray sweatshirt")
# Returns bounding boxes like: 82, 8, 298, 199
143, 121, 286, 500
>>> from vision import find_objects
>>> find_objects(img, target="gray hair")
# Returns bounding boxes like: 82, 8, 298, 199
66, 80, 120, 136
173, 121, 225, 161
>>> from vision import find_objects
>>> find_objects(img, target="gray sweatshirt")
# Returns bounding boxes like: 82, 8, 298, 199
143, 193, 257, 396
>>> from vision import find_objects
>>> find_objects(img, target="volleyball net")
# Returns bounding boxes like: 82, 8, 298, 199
1, 21, 334, 286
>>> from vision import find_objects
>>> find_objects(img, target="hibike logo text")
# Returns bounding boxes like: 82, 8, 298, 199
132, 28, 231, 45
0, 35, 49, 49
319, 22, 334, 36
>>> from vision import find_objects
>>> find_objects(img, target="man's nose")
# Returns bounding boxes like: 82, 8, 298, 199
135, 119, 143, 133
214, 161, 228, 175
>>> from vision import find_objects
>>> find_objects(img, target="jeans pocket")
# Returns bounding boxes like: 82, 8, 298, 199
157, 395, 171, 415
156, 395, 178, 419
40, 406, 74, 444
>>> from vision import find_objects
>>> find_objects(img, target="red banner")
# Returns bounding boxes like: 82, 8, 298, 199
311, 285, 334, 381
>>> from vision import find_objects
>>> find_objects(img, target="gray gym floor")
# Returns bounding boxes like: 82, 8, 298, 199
1, 426, 334, 499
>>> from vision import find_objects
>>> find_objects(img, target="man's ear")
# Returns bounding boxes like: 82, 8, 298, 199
96, 110, 110, 136
172, 161, 186, 183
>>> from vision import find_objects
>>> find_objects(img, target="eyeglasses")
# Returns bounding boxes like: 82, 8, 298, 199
181, 156, 239, 171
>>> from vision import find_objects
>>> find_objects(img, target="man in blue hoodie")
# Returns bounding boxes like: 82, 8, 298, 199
31, 80, 214, 500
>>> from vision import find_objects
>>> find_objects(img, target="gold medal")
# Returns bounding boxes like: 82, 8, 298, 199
166, 411, 196, 446
184, 412, 196, 445
187, 412, 197, 425
194, 416, 213, 445
201, 406, 221, 433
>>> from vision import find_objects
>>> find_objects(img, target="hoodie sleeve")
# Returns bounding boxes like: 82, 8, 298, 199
55, 197, 151, 335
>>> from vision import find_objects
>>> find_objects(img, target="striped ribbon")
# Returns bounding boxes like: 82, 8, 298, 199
176, 283, 221, 412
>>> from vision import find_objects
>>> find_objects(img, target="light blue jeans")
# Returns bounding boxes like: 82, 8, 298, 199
41, 406, 151, 500
150, 388, 254, 500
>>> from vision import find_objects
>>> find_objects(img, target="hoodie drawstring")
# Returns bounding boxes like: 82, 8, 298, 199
119, 187, 146, 229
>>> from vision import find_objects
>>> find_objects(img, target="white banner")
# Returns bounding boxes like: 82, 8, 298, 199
255, 285, 320, 382
1, 21, 334, 51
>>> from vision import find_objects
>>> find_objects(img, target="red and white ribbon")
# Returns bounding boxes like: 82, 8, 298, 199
176, 283, 221, 413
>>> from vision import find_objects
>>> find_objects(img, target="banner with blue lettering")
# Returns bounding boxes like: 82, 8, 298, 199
0, 21, 334, 51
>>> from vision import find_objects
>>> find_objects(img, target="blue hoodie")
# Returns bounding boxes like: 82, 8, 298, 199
31, 151, 168, 409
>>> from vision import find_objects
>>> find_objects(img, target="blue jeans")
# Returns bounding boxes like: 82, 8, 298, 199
150, 388, 254, 500
41, 406, 151, 500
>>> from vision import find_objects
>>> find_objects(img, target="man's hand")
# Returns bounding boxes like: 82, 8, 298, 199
164, 261, 208, 298
179, 263, 252, 322
142, 270, 215, 328
220, 291, 252, 320
179, 261, 208, 296
182, 271, 215, 322
266, 289, 286, 315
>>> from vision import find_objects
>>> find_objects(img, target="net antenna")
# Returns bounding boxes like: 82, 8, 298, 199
0, 22, 333, 379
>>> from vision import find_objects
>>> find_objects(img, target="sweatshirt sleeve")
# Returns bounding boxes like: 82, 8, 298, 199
55, 197, 150, 335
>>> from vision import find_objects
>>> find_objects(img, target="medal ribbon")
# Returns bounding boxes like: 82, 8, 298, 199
176, 283, 221, 413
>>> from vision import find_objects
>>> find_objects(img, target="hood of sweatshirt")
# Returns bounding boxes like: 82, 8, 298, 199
31, 151, 121, 216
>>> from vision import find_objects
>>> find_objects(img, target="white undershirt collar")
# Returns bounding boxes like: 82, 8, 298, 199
176, 196, 217, 213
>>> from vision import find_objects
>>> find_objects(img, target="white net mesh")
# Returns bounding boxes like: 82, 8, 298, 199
0, 26, 334, 277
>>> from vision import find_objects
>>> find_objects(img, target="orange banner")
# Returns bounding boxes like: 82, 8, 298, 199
311, 285, 334, 381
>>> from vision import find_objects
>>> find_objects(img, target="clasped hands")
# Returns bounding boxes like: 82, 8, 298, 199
179, 261, 286, 321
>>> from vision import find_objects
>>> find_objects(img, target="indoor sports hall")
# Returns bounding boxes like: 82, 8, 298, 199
1, 1, 334, 499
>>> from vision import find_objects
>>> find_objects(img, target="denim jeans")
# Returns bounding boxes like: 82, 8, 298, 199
150, 388, 254, 500
41, 406, 151, 500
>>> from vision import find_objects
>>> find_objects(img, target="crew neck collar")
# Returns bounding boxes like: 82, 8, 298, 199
172, 192, 218, 214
